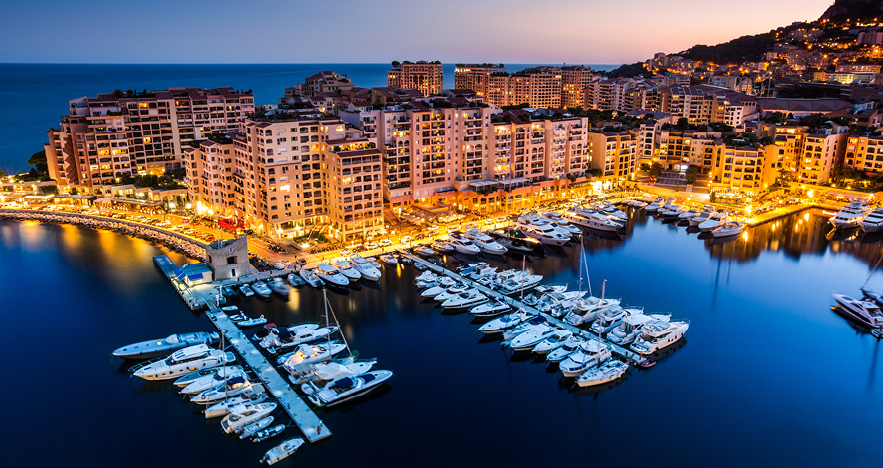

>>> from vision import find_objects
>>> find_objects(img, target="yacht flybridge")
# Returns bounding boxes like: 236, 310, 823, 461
829, 199, 870, 229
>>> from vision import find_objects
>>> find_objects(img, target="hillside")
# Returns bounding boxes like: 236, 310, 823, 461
820, 0, 883, 22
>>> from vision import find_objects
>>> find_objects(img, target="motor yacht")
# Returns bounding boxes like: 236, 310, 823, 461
298, 268, 324, 288
563, 298, 622, 326
306, 370, 393, 407
238, 416, 274, 439
261, 437, 305, 465
420, 278, 459, 298
515, 217, 571, 245
564, 210, 623, 232
643, 199, 663, 212
203, 391, 266, 418
298, 359, 377, 391
861, 207, 883, 233
711, 221, 746, 238
630, 319, 690, 355
832, 293, 883, 328
191, 376, 258, 404
501, 315, 549, 341
277, 341, 348, 370
251, 281, 273, 297
262, 325, 338, 355
413, 246, 437, 257
493, 270, 543, 295
379, 253, 398, 265
592, 203, 628, 222
180, 366, 246, 395
576, 359, 629, 387
349, 255, 381, 281
690, 207, 714, 227
559, 340, 612, 377
174, 367, 221, 388
590, 305, 640, 334
220, 402, 277, 434
432, 240, 455, 253
698, 212, 728, 232
441, 289, 489, 309
830, 199, 870, 229
546, 335, 587, 362
287, 273, 305, 287
112, 331, 220, 359
316, 263, 349, 288
433, 284, 471, 302
509, 325, 559, 352
532, 329, 574, 354
607, 314, 669, 345
269, 278, 290, 296
463, 228, 508, 255
469, 298, 511, 317
448, 238, 481, 255
678, 208, 699, 222
660, 204, 685, 218
333, 259, 362, 281
132, 344, 234, 381
488, 227, 542, 253
541, 212, 583, 236
478, 311, 530, 333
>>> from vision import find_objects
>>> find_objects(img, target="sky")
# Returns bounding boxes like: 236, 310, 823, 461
1, 0, 834, 64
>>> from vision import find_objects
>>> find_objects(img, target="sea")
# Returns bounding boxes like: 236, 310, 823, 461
1, 209, 882, 467
0, 63, 619, 174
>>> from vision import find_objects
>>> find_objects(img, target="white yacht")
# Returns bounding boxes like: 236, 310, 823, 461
541, 212, 583, 236
463, 228, 508, 255
698, 212, 728, 232
432, 240, 455, 253
203, 391, 266, 419
516, 215, 572, 244
564, 210, 623, 232
832, 293, 883, 328
559, 340, 612, 377
546, 334, 587, 363
433, 284, 471, 302
509, 325, 558, 352
607, 314, 669, 345
277, 341, 347, 370
413, 246, 436, 256
261, 325, 338, 355
306, 370, 393, 407
191, 376, 257, 404
449, 238, 481, 255
576, 359, 629, 387
690, 207, 714, 226
441, 289, 489, 309
299, 360, 377, 391
678, 208, 699, 222
180, 366, 246, 395
112, 331, 220, 359
532, 329, 574, 354
563, 298, 621, 326
711, 221, 746, 238
333, 259, 362, 281
830, 199, 870, 229
133, 344, 234, 381
316, 263, 349, 288
221, 402, 277, 434
298, 268, 324, 288
660, 204, 685, 218
420, 278, 459, 298
379, 253, 398, 265
261, 437, 305, 465
631, 320, 690, 355
592, 202, 628, 222
861, 207, 883, 233
478, 311, 530, 333
238, 416, 274, 439
469, 298, 511, 317
493, 270, 543, 295
644, 199, 663, 213
349, 255, 381, 281
590, 305, 633, 334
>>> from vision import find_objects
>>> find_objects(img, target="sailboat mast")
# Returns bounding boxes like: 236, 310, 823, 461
519, 255, 526, 313
863, 253, 883, 289
599, 279, 606, 344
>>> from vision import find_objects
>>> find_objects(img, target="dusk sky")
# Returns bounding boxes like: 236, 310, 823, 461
2, 0, 833, 64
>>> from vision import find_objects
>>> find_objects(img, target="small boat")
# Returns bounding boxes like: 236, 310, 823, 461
287, 273, 306, 287
237, 315, 268, 328
229, 312, 248, 322
270, 278, 290, 296
180, 366, 246, 394
379, 253, 398, 265
132, 344, 234, 381
576, 359, 629, 387
299, 268, 324, 288
112, 331, 220, 359
414, 246, 437, 257
239, 416, 274, 439
470, 298, 511, 317
316, 263, 349, 288
711, 221, 745, 238
333, 259, 362, 281
239, 285, 255, 297
221, 402, 277, 434
261, 437, 305, 465
221, 305, 239, 313
350, 255, 382, 281
251, 424, 286, 443
306, 370, 393, 407
478, 312, 530, 333
251, 281, 273, 297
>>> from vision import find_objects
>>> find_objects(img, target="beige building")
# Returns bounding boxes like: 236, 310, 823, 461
798, 133, 846, 185
588, 131, 637, 179
387, 61, 444, 97
45, 87, 254, 192
845, 135, 883, 175
454, 64, 506, 99
710, 145, 777, 194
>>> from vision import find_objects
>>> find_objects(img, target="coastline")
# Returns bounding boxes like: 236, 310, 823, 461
0, 209, 207, 261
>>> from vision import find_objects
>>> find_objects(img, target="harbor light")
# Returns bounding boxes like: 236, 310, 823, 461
185, 203, 192, 209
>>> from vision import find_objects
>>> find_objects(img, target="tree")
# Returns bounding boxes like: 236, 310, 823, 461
676, 118, 689, 131
27, 150, 49, 180
649, 162, 663, 178
391, 61, 401, 68
639, 163, 651, 171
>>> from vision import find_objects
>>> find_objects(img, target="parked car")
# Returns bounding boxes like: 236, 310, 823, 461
378, 240, 392, 247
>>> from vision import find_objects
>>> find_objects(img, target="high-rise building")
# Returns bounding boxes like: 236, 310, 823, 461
45, 87, 254, 191
845, 135, 883, 175
387, 61, 444, 97
454, 64, 505, 99
560, 66, 595, 108
588, 131, 637, 179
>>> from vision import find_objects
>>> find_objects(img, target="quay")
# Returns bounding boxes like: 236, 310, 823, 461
405, 254, 643, 363
153, 254, 331, 443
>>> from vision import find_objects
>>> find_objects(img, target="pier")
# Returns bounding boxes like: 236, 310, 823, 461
153, 254, 331, 442
405, 254, 643, 363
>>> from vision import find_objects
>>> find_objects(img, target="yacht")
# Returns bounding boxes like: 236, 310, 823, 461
659, 204, 685, 218
191, 376, 257, 404
298, 359, 377, 391
349, 255, 381, 281
698, 212, 728, 232
564, 210, 623, 232
174, 367, 221, 388
448, 238, 481, 255
261, 325, 339, 355
203, 391, 266, 418
441, 289, 489, 309
501, 315, 549, 341
251, 281, 273, 297
678, 208, 699, 222
509, 325, 559, 352
180, 366, 246, 395
420, 278, 460, 298
576, 359, 629, 387
469, 298, 511, 317
541, 212, 583, 236
316, 264, 349, 288
832, 293, 883, 328
298, 268, 324, 288
860, 207, 883, 233
711, 221, 746, 238
277, 341, 348, 370
592, 203, 628, 222
432, 240, 455, 253
333, 259, 362, 281
287, 273, 305, 287
607, 314, 669, 345
463, 228, 508, 255
590, 305, 641, 334
830, 199, 870, 229
546, 335, 587, 363
493, 270, 543, 295
532, 329, 574, 354
644, 199, 663, 213
220, 402, 277, 434
261, 437, 305, 465
631, 319, 690, 355
478, 311, 530, 333
563, 299, 622, 326
690, 207, 714, 227
133, 344, 234, 380
379, 253, 398, 265
270, 278, 290, 296
306, 370, 394, 407
434, 284, 471, 302
112, 331, 220, 359
413, 246, 436, 257
488, 227, 542, 253
559, 340, 612, 377
515, 215, 572, 245
238, 416, 274, 440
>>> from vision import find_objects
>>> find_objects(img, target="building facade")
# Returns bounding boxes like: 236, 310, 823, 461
387, 61, 444, 97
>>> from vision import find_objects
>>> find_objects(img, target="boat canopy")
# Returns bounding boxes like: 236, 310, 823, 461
333, 377, 354, 389
254, 328, 271, 338
277, 328, 293, 341
226, 376, 246, 388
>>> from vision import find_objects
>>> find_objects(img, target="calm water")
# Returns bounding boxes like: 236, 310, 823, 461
1, 209, 882, 468
0, 63, 618, 173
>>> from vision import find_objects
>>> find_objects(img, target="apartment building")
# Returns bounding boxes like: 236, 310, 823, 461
588, 131, 637, 178
710, 145, 777, 193
560, 66, 595, 108
454, 64, 506, 99
284, 71, 355, 98
654, 129, 723, 171
798, 132, 846, 185
658, 85, 756, 127
184, 137, 235, 214
45, 87, 254, 191
489, 116, 547, 182
325, 139, 385, 240
544, 118, 589, 179
387, 61, 444, 97
481, 67, 576, 109
845, 135, 883, 175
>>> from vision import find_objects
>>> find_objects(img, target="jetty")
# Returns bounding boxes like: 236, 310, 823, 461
405, 254, 643, 363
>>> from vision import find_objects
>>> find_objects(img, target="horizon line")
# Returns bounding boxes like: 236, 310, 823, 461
0, 61, 627, 66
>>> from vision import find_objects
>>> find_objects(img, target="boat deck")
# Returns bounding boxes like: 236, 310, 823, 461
405, 254, 643, 363
205, 306, 331, 442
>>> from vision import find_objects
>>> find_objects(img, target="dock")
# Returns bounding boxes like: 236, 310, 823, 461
405, 254, 643, 363
153, 254, 331, 442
